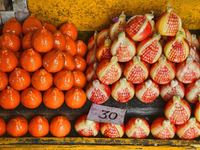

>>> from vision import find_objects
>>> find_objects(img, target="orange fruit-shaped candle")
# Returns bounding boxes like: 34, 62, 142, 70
54, 69, 74, 91
53, 31, 66, 51
20, 48, 42, 72
22, 14, 42, 35
74, 55, 87, 72
22, 32, 33, 50
29, 116, 49, 137
0, 118, 6, 136
65, 87, 86, 109
0, 48, 18, 72
2, 18, 22, 36
50, 116, 71, 137
42, 50, 65, 73
9, 68, 31, 91
7, 116, 28, 137
0, 71, 8, 91
72, 70, 86, 88
31, 69, 53, 91
0, 86, 20, 109
32, 28, 54, 53
21, 87, 42, 109
64, 35, 77, 56
0, 33, 21, 52
62, 51, 76, 71
59, 22, 78, 41
42, 22, 57, 33
75, 40, 87, 57
43, 87, 64, 109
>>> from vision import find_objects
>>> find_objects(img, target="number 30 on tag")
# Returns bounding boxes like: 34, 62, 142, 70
87, 103, 126, 125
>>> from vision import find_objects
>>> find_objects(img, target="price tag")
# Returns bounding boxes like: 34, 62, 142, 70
87, 103, 126, 125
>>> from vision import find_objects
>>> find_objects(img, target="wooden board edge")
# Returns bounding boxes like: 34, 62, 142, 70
0, 137, 200, 147
0, 144, 196, 150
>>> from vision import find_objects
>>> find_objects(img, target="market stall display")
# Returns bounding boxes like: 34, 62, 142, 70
1, 2, 200, 150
